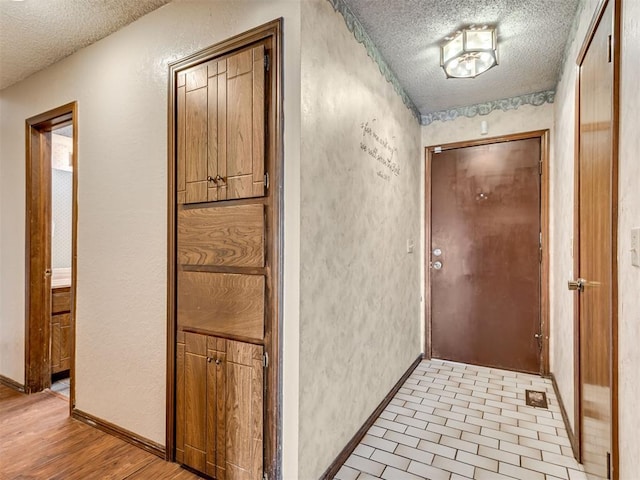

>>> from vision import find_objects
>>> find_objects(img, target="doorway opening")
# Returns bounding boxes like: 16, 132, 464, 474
25, 102, 77, 415
425, 130, 550, 375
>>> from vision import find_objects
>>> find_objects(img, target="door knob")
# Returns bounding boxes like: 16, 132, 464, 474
44, 269, 52, 277
568, 278, 585, 292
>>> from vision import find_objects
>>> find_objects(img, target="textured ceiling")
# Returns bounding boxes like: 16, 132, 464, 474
342, 0, 580, 114
0, 0, 172, 90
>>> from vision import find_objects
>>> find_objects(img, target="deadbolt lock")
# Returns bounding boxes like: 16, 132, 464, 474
568, 278, 585, 292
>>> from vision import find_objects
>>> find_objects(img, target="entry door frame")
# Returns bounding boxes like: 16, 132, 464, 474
424, 130, 550, 375
24, 102, 78, 411
165, 19, 283, 479
573, 0, 620, 473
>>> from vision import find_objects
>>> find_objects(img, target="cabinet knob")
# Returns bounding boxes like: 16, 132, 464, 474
215, 358, 222, 365
207, 357, 212, 363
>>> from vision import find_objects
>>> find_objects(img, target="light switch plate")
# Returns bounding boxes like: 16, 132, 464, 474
406, 239, 415, 254
632, 227, 640, 267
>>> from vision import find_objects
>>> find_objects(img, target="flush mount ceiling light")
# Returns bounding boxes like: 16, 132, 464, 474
441, 26, 498, 79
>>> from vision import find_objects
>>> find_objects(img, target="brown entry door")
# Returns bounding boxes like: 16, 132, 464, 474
574, 1, 615, 476
430, 138, 541, 373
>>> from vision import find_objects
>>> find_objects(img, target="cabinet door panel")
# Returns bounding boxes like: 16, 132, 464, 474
251, 45, 265, 195
207, 345, 227, 480
60, 313, 71, 371
184, 87, 208, 204
177, 83, 186, 198
207, 75, 219, 202
226, 341, 263, 480
176, 341, 186, 463
184, 333, 207, 473
178, 272, 265, 341
227, 73, 253, 178
178, 204, 265, 268
51, 317, 61, 373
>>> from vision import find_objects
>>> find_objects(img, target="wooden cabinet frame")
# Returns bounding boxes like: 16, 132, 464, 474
166, 19, 283, 480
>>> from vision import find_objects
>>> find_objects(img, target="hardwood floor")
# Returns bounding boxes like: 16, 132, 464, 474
0, 385, 202, 479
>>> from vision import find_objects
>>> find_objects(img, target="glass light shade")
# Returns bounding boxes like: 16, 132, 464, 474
441, 27, 498, 79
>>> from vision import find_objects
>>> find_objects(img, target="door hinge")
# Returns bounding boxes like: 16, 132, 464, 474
264, 54, 270, 71
263, 352, 269, 368
607, 35, 613, 63
539, 160, 543, 175
607, 452, 612, 479
264, 172, 269, 190
263, 473, 268, 480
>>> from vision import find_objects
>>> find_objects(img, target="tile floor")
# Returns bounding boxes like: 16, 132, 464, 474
50, 376, 70, 398
334, 359, 588, 480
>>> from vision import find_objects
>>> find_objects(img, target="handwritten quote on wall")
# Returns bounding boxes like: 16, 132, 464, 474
360, 120, 399, 182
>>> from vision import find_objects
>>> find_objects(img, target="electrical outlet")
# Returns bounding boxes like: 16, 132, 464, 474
632, 227, 640, 267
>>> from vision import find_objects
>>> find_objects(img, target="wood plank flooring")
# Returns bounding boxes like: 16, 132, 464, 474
0, 385, 202, 479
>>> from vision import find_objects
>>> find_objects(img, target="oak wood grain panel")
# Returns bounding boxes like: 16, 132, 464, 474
206, 343, 227, 480
51, 316, 61, 373
227, 49, 253, 79
227, 72, 253, 178
206, 347, 216, 478
185, 87, 208, 203
185, 331, 207, 356
226, 341, 263, 480
184, 346, 207, 471
252, 45, 265, 193
60, 313, 71, 372
217, 62, 228, 200
177, 191, 186, 205
184, 445, 206, 474
216, 347, 227, 480
226, 175, 254, 201
178, 272, 264, 341
175, 341, 185, 463
186, 65, 208, 91
177, 85, 186, 196
185, 181, 207, 204
208, 75, 219, 187
52, 287, 70, 314
178, 204, 265, 268
206, 59, 218, 78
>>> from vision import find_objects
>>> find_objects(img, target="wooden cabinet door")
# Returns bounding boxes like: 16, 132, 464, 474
177, 43, 266, 205
177, 333, 263, 480
176, 332, 209, 472
51, 316, 61, 373
207, 337, 227, 479
225, 340, 263, 480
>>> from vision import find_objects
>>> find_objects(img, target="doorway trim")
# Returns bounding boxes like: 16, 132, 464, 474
424, 130, 550, 375
572, 0, 620, 474
24, 102, 78, 410
165, 19, 283, 479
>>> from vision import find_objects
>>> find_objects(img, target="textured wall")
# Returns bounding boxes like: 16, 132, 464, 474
0, 2, 301, 468
551, 0, 600, 433
617, 0, 640, 475
421, 103, 554, 146
299, 1, 422, 477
